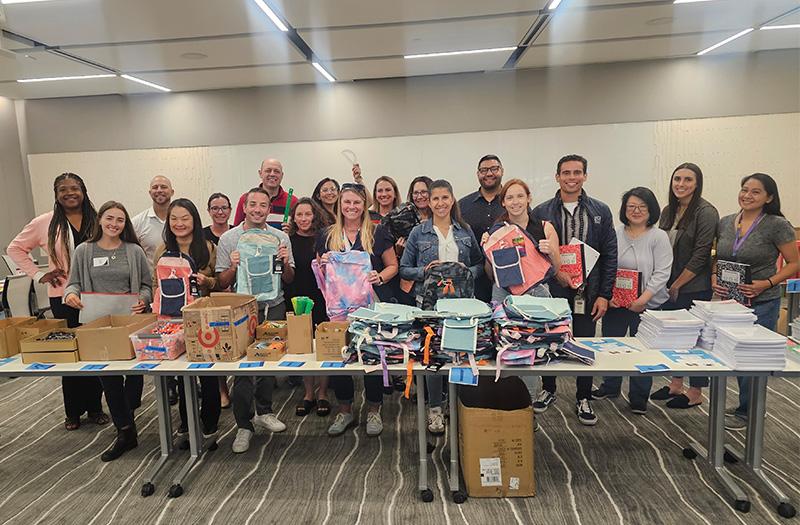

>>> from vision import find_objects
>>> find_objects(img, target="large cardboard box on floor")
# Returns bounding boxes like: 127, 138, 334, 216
315, 321, 351, 361
182, 293, 257, 361
286, 313, 313, 354
458, 378, 535, 498
76, 314, 157, 361
0, 317, 36, 358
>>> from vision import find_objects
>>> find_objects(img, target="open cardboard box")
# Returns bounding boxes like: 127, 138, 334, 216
0, 317, 36, 358
183, 293, 257, 362
20, 328, 79, 353
76, 314, 157, 361
315, 321, 350, 361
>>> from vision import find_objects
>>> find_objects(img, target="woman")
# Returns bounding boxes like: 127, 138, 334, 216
312, 178, 340, 227
203, 192, 233, 408
407, 176, 433, 222
592, 187, 672, 413
64, 201, 152, 461
650, 163, 719, 409
7, 173, 108, 431
713, 173, 798, 430
316, 183, 399, 437
400, 179, 483, 435
285, 197, 331, 417
369, 176, 401, 223
155, 198, 221, 444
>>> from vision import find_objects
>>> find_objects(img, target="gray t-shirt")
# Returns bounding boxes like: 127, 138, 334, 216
716, 213, 796, 303
88, 244, 132, 293
216, 223, 295, 307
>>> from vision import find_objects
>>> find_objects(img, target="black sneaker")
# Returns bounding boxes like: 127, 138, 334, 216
591, 386, 620, 400
630, 401, 647, 415
576, 398, 598, 426
533, 390, 556, 414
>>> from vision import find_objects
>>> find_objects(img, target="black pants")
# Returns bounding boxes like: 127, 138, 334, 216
331, 375, 384, 405
178, 375, 222, 434
661, 289, 711, 388
542, 312, 595, 400
99, 375, 144, 429
50, 297, 104, 419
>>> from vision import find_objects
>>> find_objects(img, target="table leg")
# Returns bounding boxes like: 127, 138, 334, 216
448, 379, 466, 504
141, 375, 173, 497
167, 375, 204, 498
416, 373, 433, 502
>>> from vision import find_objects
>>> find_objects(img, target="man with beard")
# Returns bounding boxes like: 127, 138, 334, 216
458, 154, 505, 301
233, 158, 298, 229
132, 175, 175, 266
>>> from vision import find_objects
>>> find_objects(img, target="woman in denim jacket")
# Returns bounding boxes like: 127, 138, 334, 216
399, 179, 483, 435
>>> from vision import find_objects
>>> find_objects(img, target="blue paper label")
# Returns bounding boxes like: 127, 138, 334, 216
278, 361, 304, 368
27, 363, 55, 370
321, 361, 346, 368
0, 357, 15, 366
81, 364, 108, 371
133, 363, 159, 370
449, 367, 479, 386
240, 361, 264, 368
188, 363, 214, 369
635, 364, 671, 373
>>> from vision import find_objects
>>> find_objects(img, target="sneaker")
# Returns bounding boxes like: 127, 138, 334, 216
630, 402, 647, 415
533, 390, 556, 414
591, 386, 620, 400
366, 411, 383, 436
724, 407, 737, 416
203, 426, 218, 441
724, 414, 747, 431
533, 418, 539, 433
232, 428, 253, 453
576, 398, 598, 426
427, 407, 445, 435
254, 413, 286, 433
328, 412, 355, 436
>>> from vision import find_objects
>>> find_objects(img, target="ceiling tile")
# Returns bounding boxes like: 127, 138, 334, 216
0, 49, 108, 81
329, 54, 509, 81
130, 63, 321, 92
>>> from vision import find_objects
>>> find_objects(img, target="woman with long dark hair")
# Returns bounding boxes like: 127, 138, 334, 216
64, 201, 152, 461
8, 173, 108, 431
650, 163, 719, 409
312, 178, 340, 227
155, 198, 221, 443
713, 173, 798, 430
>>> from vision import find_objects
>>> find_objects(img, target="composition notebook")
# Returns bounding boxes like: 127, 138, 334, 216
716, 260, 752, 306
612, 269, 642, 308
559, 243, 585, 288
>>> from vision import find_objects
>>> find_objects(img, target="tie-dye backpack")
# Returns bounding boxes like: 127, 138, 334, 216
312, 250, 375, 321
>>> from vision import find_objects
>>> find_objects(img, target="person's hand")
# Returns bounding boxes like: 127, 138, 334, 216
64, 293, 83, 310
39, 269, 66, 287
367, 270, 381, 285
278, 245, 289, 264
591, 297, 609, 321
555, 270, 574, 289
609, 298, 620, 309
425, 260, 440, 272
230, 250, 240, 268
131, 300, 146, 314
320, 253, 331, 266
738, 280, 770, 299
710, 276, 728, 298
352, 164, 363, 183
538, 238, 554, 255
195, 273, 209, 287
628, 298, 647, 313
281, 222, 291, 234
480, 232, 489, 246
667, 284, 681, 303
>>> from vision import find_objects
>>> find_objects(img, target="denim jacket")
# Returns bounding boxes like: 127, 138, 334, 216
399, 219, 484, 297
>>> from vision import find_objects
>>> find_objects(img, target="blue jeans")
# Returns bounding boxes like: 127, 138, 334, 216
600, 307, 651, 406
734, 297, 781, 419
660, 289, 712, 389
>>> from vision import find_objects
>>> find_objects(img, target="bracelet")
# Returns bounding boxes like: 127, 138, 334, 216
767, 277, 775, 288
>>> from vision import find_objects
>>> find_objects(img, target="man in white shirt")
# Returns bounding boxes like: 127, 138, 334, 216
131, 176, 174, 265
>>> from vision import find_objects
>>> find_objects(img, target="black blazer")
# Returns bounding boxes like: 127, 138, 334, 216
659, 197, 719, 294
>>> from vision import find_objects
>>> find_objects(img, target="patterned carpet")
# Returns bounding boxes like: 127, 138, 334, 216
0, 374, 798, 525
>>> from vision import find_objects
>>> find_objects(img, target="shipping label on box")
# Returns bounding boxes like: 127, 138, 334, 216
0, 317, 36, 358
315, 321, 350, 361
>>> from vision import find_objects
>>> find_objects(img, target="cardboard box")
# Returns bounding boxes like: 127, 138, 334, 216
777, 308, 788, 336
315, 321, 351, 361
20, 328, 79, 354
286, 313, 313, 354
256, 320, 288, 341
16, 319, 67, 342
0, 317, 36, 357
22, 350, 79, 364
458, 378, 535, 498
77, 314, 157, 361
247, 340, 287, 361
182, 293, 257, 362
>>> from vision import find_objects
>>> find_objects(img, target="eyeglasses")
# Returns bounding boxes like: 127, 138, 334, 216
626, 205, 648, 212
412, 190, 429, 197
319, 186, 339, 194
209, 206, 231, 213
478, 166, 502, 175
341, 183, 366, 193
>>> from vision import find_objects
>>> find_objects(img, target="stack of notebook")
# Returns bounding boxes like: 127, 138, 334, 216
791, 316, 800, 339
712, 324, 786, 371
636, 309, 704, 350
493, 296, 575, 367
689, 300, 756, 350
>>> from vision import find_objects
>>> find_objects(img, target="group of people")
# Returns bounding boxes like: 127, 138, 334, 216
7, 152, 798, 461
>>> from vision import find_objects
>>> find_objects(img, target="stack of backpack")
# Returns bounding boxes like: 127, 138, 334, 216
345, 303, 422, 390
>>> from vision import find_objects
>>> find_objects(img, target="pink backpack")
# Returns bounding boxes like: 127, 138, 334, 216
152, 252, 196, 318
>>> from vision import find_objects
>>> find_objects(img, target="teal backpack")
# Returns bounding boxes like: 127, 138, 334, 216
236, 228, 281, 302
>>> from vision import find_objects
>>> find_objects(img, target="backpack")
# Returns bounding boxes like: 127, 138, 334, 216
236, 228, 281, 302
484, 222, 554, 295
381, 202, 420, 242
311, 250, 375, 321
152, 251, 197, 318
420, 261, 474, 310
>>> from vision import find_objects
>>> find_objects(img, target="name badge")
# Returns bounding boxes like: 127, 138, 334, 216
574, 294, 586, 315
93, 257, 109, 267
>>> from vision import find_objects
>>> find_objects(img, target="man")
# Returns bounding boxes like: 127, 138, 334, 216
531, 154, 617, 426
217, 187, 295, 453
132, 176, 174, 265
458, 154, 505, 301
233, 158, 298, 229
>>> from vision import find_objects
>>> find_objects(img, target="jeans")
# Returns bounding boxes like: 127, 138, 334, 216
178, 375, 222, 434
542, 310, 595, 400
331, 375, 384, 405
599, 307, 651, 406
50, 297, 104, 419
734, 297, 781, 419
100, 375, 144, 429
232, 301, 283, 431
660, 289, 712, 389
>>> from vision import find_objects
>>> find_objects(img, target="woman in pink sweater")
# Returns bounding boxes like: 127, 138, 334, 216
7, 173, 109, 430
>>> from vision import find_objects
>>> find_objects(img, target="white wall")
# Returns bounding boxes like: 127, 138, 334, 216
27, 112, 800, 227
0, 96, 34, 250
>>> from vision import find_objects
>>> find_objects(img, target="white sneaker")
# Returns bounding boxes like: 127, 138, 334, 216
366, 411, 383, 436
232, 428, 253, 453
427, 407, 445, 435
254, 413, 287, 433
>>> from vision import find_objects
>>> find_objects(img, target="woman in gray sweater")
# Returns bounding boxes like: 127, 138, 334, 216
65, 201, 152, 462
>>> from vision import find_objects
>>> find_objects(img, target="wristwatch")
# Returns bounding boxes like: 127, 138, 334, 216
378, 275, 384, 286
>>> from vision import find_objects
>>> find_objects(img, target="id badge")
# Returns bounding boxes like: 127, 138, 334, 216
92, 257, 109, 267
574, 293, 586, 315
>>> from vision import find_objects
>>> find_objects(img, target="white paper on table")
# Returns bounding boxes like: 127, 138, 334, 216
569, 238, 599, 276
78, 292, 139, 324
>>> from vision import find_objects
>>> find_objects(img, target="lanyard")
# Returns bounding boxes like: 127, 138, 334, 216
732, 211, 763, 257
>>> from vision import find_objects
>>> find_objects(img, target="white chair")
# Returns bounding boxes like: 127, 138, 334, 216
2, 274, 33, 317
31, 278, 52, 319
